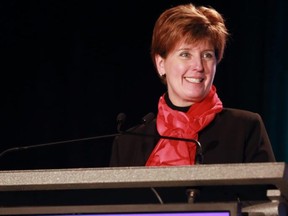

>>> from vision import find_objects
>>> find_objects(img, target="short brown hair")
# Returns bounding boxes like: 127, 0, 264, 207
151, 3, 229, 68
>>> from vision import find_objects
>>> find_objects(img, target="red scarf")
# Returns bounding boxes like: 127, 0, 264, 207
145, 85, 223, 166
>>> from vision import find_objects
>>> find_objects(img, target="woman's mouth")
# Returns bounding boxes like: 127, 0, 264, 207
184, 77, 204, 83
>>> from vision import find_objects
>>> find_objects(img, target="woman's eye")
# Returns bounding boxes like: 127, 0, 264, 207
180, 52, 190, 58
202, 52, 215, 59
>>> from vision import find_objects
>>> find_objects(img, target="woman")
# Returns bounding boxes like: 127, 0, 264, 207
110, 3, 275, 167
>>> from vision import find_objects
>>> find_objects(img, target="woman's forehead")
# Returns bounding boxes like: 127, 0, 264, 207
174, 38, 214, 50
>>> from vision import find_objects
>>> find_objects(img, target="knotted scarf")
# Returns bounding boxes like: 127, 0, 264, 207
145, 85, 223, 166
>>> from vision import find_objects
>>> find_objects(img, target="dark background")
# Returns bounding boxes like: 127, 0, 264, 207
1, 0, 287, 169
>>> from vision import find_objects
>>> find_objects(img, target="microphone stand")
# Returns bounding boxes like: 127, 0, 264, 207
123, 131, 203, 165
0, 113, 154, 162
0, 133, 121, 159
1, 113, 204, 167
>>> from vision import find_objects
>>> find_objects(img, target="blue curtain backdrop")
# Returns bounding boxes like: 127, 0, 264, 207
263, 0, 288, 162
1, 0, 287, 169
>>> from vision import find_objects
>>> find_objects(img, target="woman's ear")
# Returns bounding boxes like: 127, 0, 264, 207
155, 54, 165, 76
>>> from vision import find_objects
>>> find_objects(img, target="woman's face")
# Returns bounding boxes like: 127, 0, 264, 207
155, 39, 217, 107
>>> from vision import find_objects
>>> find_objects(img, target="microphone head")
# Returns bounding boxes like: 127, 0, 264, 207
116, 113, 126, 132
117, 113, 126, 123
142, 112, 155, 124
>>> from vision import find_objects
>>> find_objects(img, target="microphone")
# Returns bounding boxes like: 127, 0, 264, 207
119, 113, 203, 165
0, 112, 157, 161
0, 112, 203, 165
124, 130, 203, 165
116, 112, 127, 133
141, 112, 155, 124
0, 132, 120, 160
117, 112, 155, 133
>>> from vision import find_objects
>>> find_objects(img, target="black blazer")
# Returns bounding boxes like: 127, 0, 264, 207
110, 108, 276, 167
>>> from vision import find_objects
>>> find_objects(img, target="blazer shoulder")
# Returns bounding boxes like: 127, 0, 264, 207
221, 108, 262, 120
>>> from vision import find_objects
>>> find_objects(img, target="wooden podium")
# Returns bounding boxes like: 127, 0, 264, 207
0, 162, 287, 215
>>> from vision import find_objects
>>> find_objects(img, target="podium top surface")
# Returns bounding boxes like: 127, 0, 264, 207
0, 162, 287, 194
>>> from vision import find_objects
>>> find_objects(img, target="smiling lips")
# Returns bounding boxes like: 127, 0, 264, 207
184, 77, 204, 83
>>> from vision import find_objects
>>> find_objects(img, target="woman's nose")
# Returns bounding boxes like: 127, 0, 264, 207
191, 56, 204, 72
